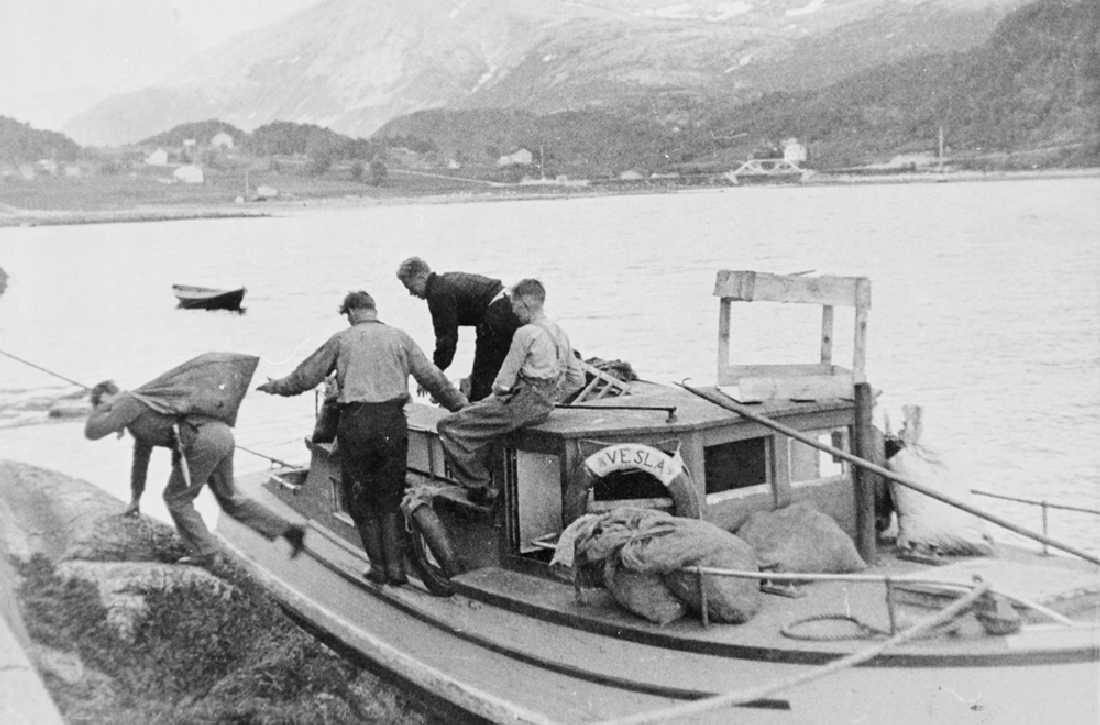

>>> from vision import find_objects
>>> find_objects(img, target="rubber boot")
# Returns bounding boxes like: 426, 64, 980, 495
411, 506, 464, 578
380, 511, 408, 586
356, 516, 387, 584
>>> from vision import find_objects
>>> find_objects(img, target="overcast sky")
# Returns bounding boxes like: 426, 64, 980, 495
0, 0, 320, 131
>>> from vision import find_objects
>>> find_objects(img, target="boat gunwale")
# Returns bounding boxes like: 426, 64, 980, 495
290, 509, 1100, 670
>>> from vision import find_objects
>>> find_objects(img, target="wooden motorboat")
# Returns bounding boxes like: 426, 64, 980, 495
225, 270, 1099, 724
171, 284, 246, 311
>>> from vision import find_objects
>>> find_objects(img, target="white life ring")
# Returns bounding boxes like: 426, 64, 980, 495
581, 443, 702, 519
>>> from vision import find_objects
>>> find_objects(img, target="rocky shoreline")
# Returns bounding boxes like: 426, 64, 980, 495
0, 460, 431, 724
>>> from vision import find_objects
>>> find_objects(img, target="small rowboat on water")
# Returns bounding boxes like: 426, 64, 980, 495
171, 284, 246, 311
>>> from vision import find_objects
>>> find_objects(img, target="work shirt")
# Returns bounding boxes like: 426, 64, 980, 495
493, 318, 586, 399
265, 319, 467, 411
424, 271, 503, 370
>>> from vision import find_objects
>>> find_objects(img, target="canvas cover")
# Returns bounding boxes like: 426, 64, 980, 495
130, 353, 259, 426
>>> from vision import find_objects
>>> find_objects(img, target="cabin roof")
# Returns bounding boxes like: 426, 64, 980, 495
408, 381, 852, 440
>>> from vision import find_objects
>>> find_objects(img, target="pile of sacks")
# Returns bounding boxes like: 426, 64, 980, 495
551, 502, 867, 626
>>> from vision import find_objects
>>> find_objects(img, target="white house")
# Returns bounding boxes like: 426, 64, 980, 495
497, 148, 534, 167
211, 132, 235, 149
618, 169, 645, 181
173, 165, 204, 184
145, 148, 169, 166
782, 138, 808, 164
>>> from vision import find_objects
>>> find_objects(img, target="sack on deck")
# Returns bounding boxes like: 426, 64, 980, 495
663, 542, 761, 624
888, 445, 994, 556
603, 559, 686, 625
620, 517, 761, 624
737, 501, 866, 574
131, 352, 259, 426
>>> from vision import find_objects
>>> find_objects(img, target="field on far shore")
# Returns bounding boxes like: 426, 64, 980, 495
2, 164, 1097, 228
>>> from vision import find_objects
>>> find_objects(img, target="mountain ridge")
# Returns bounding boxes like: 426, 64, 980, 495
64, 0, 1027, 146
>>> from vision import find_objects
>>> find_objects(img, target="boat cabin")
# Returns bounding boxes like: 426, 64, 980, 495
270, 270, 877, 581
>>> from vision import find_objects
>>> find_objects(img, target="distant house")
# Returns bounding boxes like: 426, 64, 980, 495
497, 148, 534, 167
146, 148, 169, 167
37, 159, 59, 175
63, 165, 85, 178
446, 158, 461, 170
210, 132, 235, 149
173, 165, 204, 184
618, 169, 645, 181
650, 171, 680, 179
782, 138, 808, 165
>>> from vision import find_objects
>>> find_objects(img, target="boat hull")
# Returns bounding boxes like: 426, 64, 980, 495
172, 285, 246, 311
222, 471, 1100, 725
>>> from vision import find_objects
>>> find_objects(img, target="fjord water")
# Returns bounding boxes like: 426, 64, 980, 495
2, 176, 1098, 552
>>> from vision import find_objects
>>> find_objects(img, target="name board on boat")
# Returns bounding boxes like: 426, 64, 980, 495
584, 443, 683, 486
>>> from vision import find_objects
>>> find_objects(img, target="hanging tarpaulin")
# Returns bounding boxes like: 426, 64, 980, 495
131, 352, 259, 426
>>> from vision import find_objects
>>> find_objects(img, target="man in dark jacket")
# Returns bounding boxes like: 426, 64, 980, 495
396, 256, 521, 402
258, 290, 467, 586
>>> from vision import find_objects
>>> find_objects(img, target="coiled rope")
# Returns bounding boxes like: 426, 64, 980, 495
597, 579, 993, 725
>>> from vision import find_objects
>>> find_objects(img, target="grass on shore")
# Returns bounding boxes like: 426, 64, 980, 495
18, 551, 430, 724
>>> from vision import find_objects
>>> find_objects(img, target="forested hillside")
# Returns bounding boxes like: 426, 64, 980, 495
0, 117, 81, 162
374, 0, 1100, 171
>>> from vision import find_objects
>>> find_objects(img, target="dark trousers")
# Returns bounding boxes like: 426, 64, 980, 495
469, 296, 521, 402
437, 378, 557, 489
336, 400, 408, 518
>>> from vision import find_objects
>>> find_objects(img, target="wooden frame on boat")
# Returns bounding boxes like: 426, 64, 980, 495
714, 270, 870, 401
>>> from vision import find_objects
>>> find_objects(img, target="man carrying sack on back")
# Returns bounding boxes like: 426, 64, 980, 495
83, 353, 305, 567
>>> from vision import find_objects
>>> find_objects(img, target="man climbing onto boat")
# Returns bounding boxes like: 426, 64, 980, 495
257, 290, 467, 586
437, 278, 585, 504
396, 256, 521, 402
84, 380, 306, 567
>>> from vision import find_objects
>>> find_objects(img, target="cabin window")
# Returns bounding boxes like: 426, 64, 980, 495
789, 428, 849, 482
704, 437, 769, 494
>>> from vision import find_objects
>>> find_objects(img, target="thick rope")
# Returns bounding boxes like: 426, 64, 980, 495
596, 580, 992, 725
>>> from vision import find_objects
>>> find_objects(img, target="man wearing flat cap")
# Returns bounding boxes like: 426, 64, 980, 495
258, 290, 467, 586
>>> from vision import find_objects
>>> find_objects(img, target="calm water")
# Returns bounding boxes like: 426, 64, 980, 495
2, 177, 1098, 552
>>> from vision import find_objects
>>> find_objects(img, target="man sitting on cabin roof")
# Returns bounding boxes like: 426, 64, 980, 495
396, 256, 522, 402
437, 278, 585, 504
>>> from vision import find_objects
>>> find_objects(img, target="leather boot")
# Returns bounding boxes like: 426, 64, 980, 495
356, 516, 387, 584
380, 511, 408, 586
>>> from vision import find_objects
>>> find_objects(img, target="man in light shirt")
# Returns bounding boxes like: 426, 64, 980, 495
258, 290, 467, 585
437, 279, 585, 504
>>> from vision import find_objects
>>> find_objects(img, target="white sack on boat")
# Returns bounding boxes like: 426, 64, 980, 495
888, 445, 994, 556
737, 501, 867, 573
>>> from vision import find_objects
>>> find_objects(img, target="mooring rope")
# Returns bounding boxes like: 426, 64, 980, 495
0, 346, 296, 469
596, 580, 993, 725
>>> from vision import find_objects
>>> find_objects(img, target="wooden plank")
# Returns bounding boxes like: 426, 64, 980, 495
852, 278, 871, 382
717, 298, 731, 377
851, 382, 877, 564
587, 497, 674, 513
820, 304, 834, 366
721, 363, 842, 379
713, 270, 866, 306
736, 375, 854, 403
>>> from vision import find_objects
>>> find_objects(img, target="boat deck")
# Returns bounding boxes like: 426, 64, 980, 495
221, 473, 1100, 724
